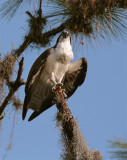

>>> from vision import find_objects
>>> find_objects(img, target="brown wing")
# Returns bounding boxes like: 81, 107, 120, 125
25, 49, 51, 93
63, 58, 87, 98
22, 49, 51, 120
28, 97, 55, 121
27, 58, 87, 122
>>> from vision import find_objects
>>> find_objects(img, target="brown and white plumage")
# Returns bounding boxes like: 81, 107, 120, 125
22, 30, 87, 121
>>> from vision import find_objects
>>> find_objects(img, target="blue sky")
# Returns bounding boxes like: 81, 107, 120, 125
0, 2, 127, 160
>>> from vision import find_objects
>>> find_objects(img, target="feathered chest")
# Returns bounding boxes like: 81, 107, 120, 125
52, 40, 73, 63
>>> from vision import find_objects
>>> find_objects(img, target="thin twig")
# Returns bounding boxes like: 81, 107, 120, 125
0, 58, 25, 116
26, 11, 35, 20
39, 0, 42, 18
43, 23, 65, 38
39, 0, 42, 9
13, 54, 20, 63
15, 37, 31, 57
2, 111, 17, 160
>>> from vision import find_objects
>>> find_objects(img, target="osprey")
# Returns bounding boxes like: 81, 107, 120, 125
23, 30, 87, 121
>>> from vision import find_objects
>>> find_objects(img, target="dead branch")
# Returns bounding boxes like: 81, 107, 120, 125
42, 23, 65, 40
0, 57, 25, 116
14, 11, 65, 57
38, 0, 42, 18
15, 36, 31, 57
54, 87, 103, 160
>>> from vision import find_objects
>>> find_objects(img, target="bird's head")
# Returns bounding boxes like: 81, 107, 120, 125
54, 30, 71, 48
61, 30, 70, 39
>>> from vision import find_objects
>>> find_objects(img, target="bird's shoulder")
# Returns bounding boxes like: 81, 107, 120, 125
25, 48, 52, 93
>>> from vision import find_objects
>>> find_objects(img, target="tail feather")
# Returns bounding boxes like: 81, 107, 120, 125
22, 97, 29, 120
22, 105, 28, 120
28, 103, 53, 121
28, 111, 42, 121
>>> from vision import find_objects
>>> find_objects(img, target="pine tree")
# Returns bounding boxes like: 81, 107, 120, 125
109, 137, 127, 160
0, 0, 127, 159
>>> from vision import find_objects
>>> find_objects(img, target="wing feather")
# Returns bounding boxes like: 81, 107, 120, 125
25, 49, 51, 93
63, 58, 87, 98
22, 49, 51, 120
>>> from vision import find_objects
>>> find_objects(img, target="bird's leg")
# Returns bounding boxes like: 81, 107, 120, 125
51, 73, 66, 97
50, 79, 56, 86
51, 72, 63, 89
56, 76, 64, 87
51, 72, 57, 87
56, 82, 63, 87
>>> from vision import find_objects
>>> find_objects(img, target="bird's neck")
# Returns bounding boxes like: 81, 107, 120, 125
53, 39, 73, 62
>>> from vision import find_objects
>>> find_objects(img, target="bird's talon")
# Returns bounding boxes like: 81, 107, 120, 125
52, 86, 56, 92
52, 83, 63, 92
63, 92, 67, 98
62, 89, 65, 92
56, 83, 63, 87
52, 83, 63, 93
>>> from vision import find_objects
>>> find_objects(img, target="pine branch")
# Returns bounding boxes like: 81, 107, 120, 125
14, 22, 65, 57
45, 0, 127, 39
15, 36, 31, 57
1, 0, 127, 42
109, 137, 127, 160
53, 86, 103, 160
0, 57, 25, 116
14, 8, 66, 57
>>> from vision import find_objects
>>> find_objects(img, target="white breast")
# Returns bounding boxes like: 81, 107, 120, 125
54, 36, 73, 62
41, 39, 74, 85
44, 53, 68, 84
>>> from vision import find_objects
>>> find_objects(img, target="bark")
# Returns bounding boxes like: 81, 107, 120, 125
54, 87, 103, 160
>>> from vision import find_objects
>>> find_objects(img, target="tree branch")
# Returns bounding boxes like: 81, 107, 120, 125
15, 36, 31, 57
38, 0, 42, 18
53, 87, 103, 160
42, 23, 65, 39
0, 57, 25, 116
14, 10, 65, 57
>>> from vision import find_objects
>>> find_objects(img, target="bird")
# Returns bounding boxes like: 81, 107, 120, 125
22, 30, 87, 121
